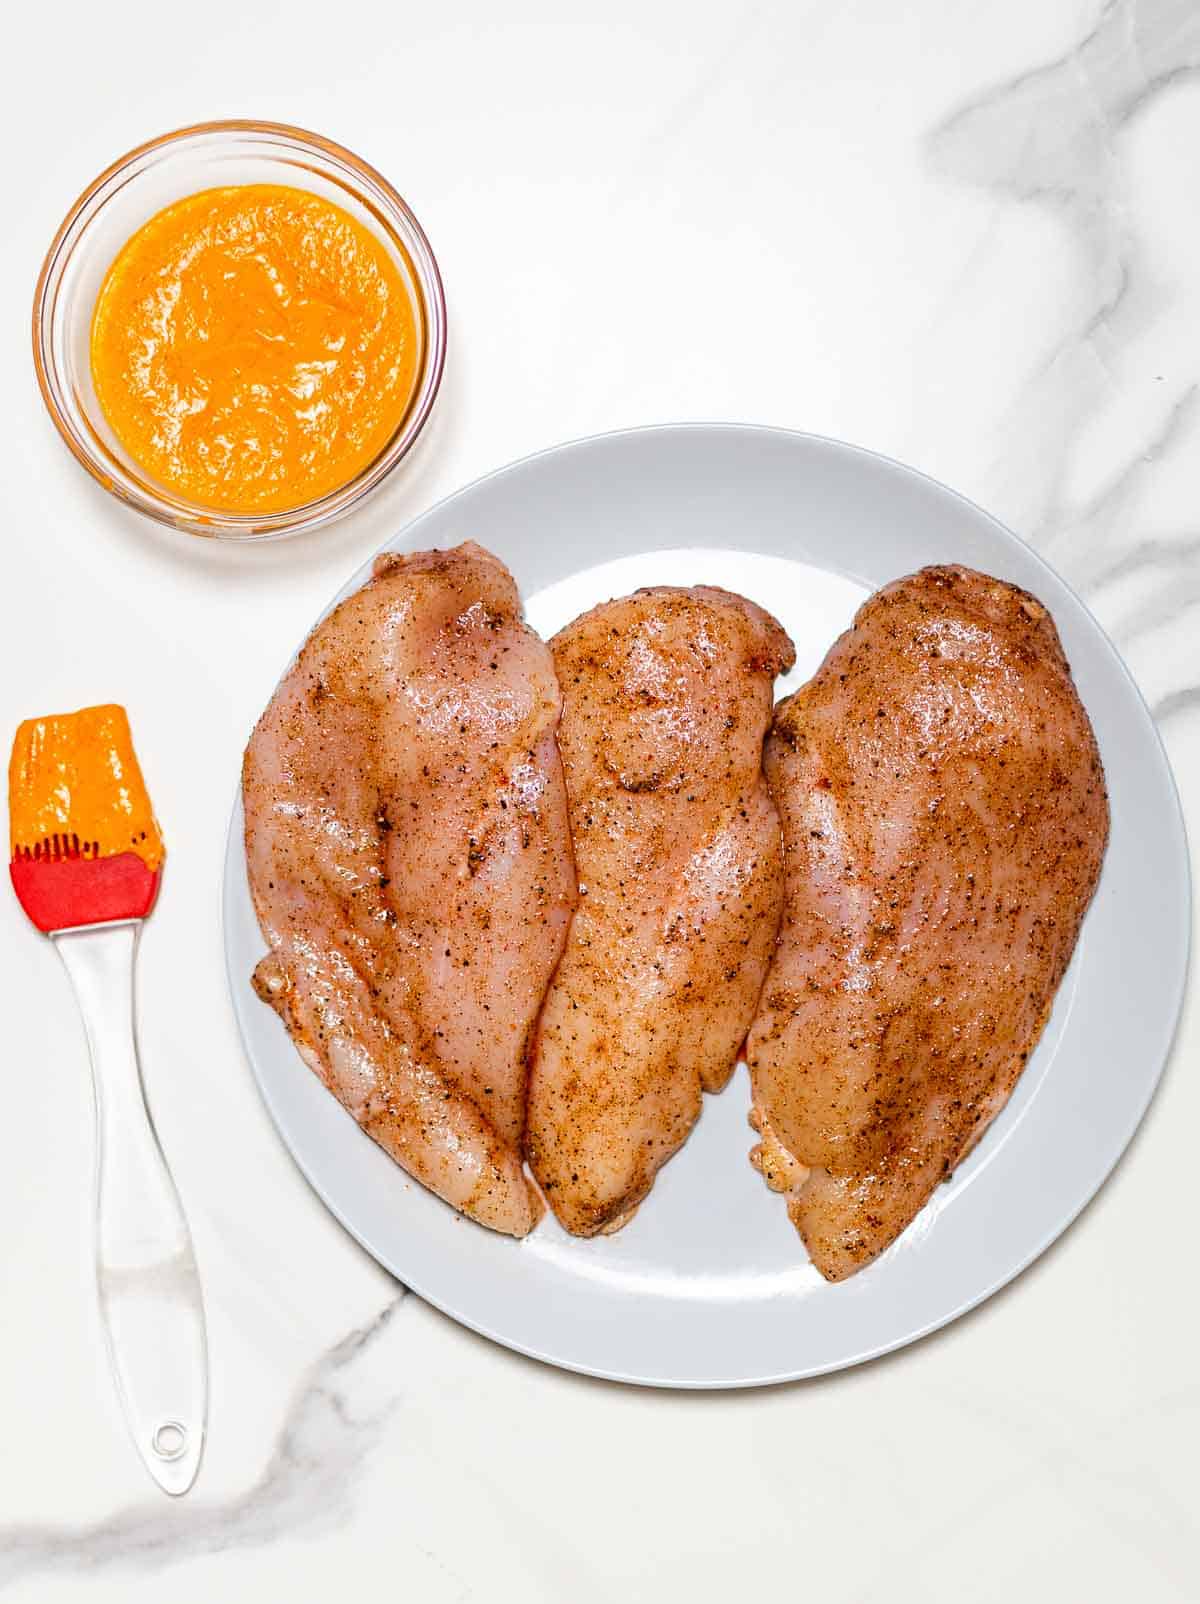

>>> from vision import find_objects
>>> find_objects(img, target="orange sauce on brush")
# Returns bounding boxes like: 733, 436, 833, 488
90, 184, 420, 514
9, 705, 164, 869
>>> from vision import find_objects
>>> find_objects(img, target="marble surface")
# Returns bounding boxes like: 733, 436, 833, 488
2, 0, 1197, 1598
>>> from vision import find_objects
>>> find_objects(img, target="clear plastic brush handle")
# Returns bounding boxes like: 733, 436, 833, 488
54, 922, 208, 1495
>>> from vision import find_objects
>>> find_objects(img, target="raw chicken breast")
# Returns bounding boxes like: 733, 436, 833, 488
746, 565, 1109, 1279
243, 543, 576, 1236
527, 586, 796, 1235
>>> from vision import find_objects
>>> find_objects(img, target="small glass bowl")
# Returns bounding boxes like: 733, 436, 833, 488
33, 120, 447, 541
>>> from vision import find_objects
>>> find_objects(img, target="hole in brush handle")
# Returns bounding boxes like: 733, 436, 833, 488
151, 1421, 188, 1461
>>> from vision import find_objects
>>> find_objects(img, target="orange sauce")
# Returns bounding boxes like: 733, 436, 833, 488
90, 184, 420, 514
9, 705, 164, 869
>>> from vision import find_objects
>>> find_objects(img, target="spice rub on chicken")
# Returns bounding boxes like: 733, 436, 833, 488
243, 543, 577, 1236
746, 566, 1109, 1280
527, 586, 795, 1235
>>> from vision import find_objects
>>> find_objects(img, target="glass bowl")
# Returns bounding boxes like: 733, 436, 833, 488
33, 120, 447, 541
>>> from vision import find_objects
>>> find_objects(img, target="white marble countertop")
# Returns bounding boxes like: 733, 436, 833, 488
3, 1, 1197, 1598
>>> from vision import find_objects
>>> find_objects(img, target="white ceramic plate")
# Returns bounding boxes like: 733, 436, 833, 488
224, 424, 1190, 1387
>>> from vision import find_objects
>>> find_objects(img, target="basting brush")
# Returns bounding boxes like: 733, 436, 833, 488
9, 704, 207, 1495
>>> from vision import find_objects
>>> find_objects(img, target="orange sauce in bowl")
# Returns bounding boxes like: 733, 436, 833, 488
90, 184, 420, 514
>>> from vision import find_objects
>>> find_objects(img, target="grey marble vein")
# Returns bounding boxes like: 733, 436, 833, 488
0, 1293, 405, 1591
1152, 684, 1200, 723
1039, 385, 1198, 586
931, 0, 1200, 307
1092, 533, 1200, 646
928, 0, 1200, 701
1038, 389, 1200, 650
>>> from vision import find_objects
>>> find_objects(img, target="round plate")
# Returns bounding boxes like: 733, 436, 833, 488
223, 424, 1190, 1387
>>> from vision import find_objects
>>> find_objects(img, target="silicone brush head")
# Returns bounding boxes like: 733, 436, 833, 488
9, 705, 164, 933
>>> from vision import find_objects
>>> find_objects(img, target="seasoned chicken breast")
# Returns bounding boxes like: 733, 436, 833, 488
243, 543, 576, 1236
746, 565, 1109, 1280
527, 586, 796, 1235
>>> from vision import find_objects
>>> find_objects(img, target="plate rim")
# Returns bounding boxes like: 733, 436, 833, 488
223, 420, 1192, 1388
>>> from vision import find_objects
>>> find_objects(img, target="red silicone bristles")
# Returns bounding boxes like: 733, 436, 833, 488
9, 851, 160, 933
